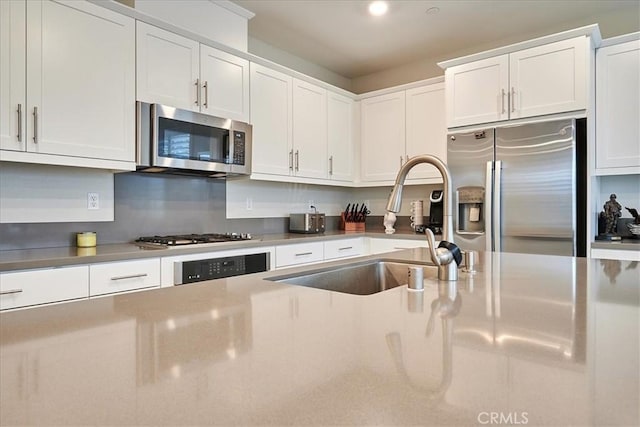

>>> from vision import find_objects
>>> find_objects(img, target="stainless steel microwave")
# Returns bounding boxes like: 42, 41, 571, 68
136, 102, 252, 177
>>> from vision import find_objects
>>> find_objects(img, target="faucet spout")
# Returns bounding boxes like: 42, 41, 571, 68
385, 155, 454, 243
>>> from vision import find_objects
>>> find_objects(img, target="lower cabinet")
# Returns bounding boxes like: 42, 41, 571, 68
0, 265, 89, 311
368, 237, 430, 255
89, 258, 160, 297
323, 237, 365, 260
275, 242, 324, 269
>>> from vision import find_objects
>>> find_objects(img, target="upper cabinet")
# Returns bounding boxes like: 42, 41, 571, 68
136, 22, 249, 122
442, 36, 590, 128
595, 37, 640, 173
360, 80, 446, 184
1, 0, 135, 168
250, 62, 354, 184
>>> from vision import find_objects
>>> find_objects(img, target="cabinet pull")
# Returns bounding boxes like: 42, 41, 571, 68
17, 104, 22, 142
338, 246, 353, 251
0, 289, 23, 296
511, 87, 516, 113
32, 107, 38, 143
289, 150, 294, 170
295, 150, 299, 171
501, 89, 506, 114
110, 273, 148, 281
295, 252, 313, 257
203, 81, 208, 108
195, 79, 200, 106
329, 155, 333, 175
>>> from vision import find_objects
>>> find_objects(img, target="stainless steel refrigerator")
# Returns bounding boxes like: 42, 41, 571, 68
448, 118, 587, 257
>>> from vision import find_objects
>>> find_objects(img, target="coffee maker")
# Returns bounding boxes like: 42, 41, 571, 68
428, 190, 443, 234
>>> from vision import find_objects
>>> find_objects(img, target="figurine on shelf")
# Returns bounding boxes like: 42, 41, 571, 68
597, 194, 623, 241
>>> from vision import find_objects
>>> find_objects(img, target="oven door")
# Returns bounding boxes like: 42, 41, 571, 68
151, 104, 233, 174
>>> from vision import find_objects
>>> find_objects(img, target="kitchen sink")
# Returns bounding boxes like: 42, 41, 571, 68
266, 260, 438, 295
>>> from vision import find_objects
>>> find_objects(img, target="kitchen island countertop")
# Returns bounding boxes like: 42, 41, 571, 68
1, 249, 638, 426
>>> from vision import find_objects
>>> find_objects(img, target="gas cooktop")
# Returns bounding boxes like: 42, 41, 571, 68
135, 233, 252, 247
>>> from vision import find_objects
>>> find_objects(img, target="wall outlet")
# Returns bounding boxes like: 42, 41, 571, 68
87, 192, 99, 210
246, 197, 253, 210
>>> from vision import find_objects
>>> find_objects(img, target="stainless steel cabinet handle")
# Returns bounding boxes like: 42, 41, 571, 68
289, 150, 294, 170
511, 87, 516, 113
295, 252, 313, 256
17, 104, 22, 142
203, 81, 208, 108
295, 150, 299, 171
32, 107, 38, 143
329, 155, 333, 175
0, 289, 23, 296
501, 89, 506, 114
110, 273, 148, 281
338, 246, 353, 251
195, 79, 200, 106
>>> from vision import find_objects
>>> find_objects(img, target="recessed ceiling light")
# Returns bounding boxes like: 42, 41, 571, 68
426, 7, 440, 15
369, 1, 388, 17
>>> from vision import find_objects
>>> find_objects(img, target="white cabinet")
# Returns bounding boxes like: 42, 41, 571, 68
0, 266, 89, 311
323, 237, 364, 260
89, 258, 160, 297
292, 78, 328, 179
444, 37, 588, 128
595, 38, 640, 172
1, 0, 135, 167
361, 91, 406, 182
590, 248, 640, 261
327, 92, 355, 182
275, 242, 324, 269
250, 63, 293, 176
136, 22, 249, 122
368, 238, 430, 255
361, 80, 447, 184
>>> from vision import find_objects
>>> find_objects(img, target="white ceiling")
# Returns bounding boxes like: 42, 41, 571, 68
232, 0, 640, 79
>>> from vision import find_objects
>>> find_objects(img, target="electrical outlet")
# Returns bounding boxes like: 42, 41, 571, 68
246, 197, 253, 210
308, 200, 315, 211
87, 192, 99, 210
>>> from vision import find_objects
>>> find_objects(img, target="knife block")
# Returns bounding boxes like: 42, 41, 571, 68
340, 213, 365, 232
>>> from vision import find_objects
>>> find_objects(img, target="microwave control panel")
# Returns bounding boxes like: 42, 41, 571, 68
232, 131, 245, 165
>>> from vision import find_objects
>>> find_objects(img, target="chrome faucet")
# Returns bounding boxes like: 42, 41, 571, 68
386, 155, 461, 281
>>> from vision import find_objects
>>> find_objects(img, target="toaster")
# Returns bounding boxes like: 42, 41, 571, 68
289, 213, 325, 234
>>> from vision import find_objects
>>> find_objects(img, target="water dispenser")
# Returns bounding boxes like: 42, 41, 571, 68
456, 186, 485, 234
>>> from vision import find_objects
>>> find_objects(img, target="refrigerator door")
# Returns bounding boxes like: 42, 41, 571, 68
495, 120, 576, 256
448, 128, 495, 253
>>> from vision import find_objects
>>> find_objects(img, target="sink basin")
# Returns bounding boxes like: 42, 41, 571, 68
267, 260, 437, 295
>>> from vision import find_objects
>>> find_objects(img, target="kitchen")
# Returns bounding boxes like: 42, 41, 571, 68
1, 0, 639, 425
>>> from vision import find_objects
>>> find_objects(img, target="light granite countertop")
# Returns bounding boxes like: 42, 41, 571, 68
0, 249, 638, 426
0, 231, 430, 272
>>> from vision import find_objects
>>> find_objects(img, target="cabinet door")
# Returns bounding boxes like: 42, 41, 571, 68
361, 91, 405, 182
596, 40, 640, 170
89, 258, 160, 297
249, 63, 293, 176
293, 78, 327, 179
405, 83, 446, 181
0, 0, 26, 152
509, 37, 587, 119
136, 21, 199, 112
200, 45, 249, 122
327, 92, 354, 182
445, 55, 509, 128
26, 0, 135, 161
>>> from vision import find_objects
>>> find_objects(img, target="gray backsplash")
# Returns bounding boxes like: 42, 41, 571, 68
0, 173, 292, 250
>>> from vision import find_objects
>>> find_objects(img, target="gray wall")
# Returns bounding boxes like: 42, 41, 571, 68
0, 173, 288, 250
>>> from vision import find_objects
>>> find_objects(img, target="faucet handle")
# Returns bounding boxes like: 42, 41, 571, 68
438, 241, 462, 266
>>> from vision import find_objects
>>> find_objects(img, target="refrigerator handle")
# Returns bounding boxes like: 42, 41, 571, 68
485, 161, 493, 252
494, 160, 503, 253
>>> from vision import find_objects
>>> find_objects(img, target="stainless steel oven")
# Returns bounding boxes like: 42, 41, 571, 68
136, 102, 252, 177
174, 252, 270, 285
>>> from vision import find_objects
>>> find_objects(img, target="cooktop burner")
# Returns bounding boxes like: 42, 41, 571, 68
135, 233, 252, 246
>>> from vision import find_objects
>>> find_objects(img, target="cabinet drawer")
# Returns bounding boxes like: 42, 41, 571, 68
0, 266, 89, 311
90, 259, 160, 296
324, 238, 365, 260
368, 238, 430, 255
275, 242, 324, 268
